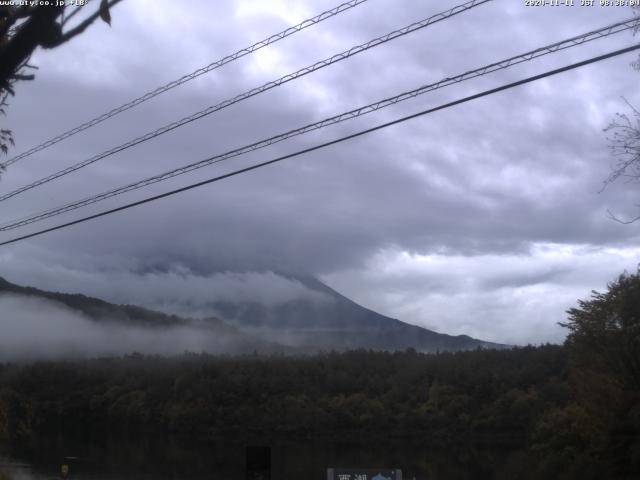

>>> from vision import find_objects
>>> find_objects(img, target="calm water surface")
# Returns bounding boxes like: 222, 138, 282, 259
0, 434, 524, 480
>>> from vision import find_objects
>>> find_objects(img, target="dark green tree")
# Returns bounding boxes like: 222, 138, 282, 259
563, 271, 640, 391
559, 270, 640, 474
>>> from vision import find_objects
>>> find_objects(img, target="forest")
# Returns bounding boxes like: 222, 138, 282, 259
0, 272, 639, 479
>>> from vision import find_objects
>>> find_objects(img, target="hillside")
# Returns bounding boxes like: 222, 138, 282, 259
0, 274, 502, 353
209, 273, 503, 352
0, 276, 286, 354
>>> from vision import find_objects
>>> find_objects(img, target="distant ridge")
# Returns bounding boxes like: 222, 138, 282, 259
0, 276, 187, 327
0, 274, 505, 353
0, 276, 287, 354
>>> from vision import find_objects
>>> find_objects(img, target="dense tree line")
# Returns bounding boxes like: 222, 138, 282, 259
1, 271, 639, 478
0, 345, 568, 442
0, 346, 573, 478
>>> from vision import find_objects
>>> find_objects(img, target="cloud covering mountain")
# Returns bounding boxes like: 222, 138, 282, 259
0, 0, 639, 344
0, 273, 499, 359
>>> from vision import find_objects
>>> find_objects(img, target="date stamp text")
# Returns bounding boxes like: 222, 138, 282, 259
525, 0, 640, 6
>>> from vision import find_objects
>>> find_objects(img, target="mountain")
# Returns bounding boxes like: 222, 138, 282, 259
209, 273, 503, 352
0, 276, 188, 327
0, 276, 287, 354
0, 274, 503, 354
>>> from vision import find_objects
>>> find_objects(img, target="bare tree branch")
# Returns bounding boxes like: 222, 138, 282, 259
0, 6, 36, 38
0, 5, 64, 83
10, 73, 34, 81
61, 1, 93, 27
606, 208, 640, 225
0, 1, 124, 160
52, 0, 123, 47
602, 97, 640, 195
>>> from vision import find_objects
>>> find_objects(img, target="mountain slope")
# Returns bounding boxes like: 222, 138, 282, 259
0, 276, 287, 354
0, 274, 504, 353
0, 276, 189, 327
210, 273, 504, 352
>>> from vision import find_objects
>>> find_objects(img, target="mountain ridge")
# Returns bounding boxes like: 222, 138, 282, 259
207, 272, 505, 352
0, 274, 505, 353
0, 275, 289, 354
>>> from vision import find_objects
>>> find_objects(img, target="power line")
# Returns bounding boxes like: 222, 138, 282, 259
0, 0, 492, 203
1, 43, 638, 248
1, 18, 637, 232
0, 0, 372, 169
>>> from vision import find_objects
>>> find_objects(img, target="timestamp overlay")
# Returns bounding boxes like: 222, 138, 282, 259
0, 1, 89, 6
525, 0, 640, 6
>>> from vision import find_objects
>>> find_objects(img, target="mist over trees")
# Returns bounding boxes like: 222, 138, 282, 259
1, 274, 639, 478
1, 267, 639, 477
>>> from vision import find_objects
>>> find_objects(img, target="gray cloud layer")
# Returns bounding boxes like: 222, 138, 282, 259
1, 0, 639, 344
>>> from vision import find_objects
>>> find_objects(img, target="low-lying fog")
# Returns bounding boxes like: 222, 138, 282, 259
0, 294, 244, 361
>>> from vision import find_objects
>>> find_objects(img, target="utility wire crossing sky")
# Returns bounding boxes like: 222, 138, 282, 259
0, 0, 373, 168
1, 42, 639, 247
0, 13, 637, 234
0, 0, 491, 203
1, 0, 639, 345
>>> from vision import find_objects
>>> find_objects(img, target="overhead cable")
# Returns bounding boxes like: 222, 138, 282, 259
1, 42, 639, 247
0, 18, 637, 232
0, 0, 492, 202
0, 0, 372, 168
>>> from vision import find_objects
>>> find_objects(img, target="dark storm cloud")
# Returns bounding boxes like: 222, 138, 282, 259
1, 0, 640, 343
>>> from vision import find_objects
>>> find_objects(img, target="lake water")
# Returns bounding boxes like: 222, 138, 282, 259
0, 434, 525, 480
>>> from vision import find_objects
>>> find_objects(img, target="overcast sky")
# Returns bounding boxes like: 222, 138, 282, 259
1, 0, 640, 345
